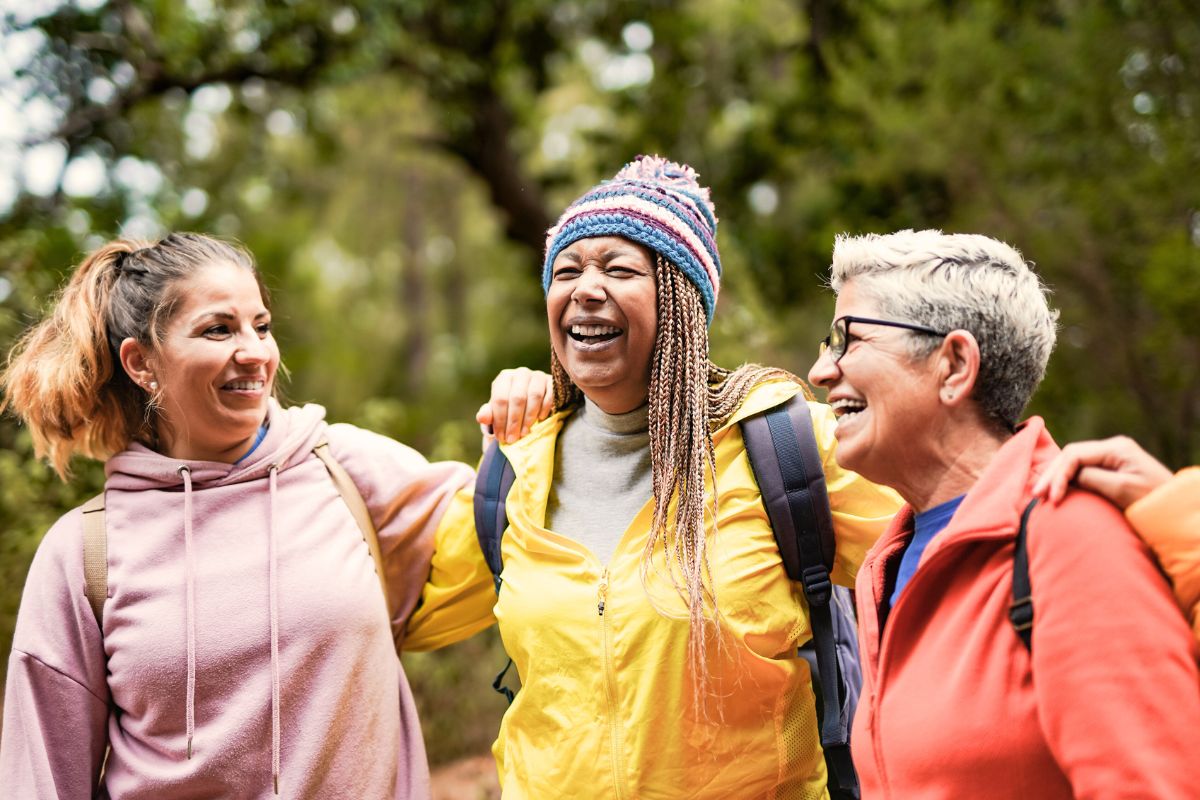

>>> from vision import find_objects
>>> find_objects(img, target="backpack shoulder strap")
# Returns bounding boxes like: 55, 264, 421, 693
473, 440, 516, 594
472, 440, 519, 702
740, 393, 858, 799
81, 492, 108, 629
740, 394, 835, 582
1010, 498, 1039, 651
312, 441, 388, 606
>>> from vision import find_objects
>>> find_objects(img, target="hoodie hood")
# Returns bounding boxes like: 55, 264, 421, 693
106, 400, 328, 490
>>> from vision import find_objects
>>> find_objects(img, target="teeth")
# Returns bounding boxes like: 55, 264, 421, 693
570, 324, 621, 337
830, 398, 867, 417
226, 380, 264, 391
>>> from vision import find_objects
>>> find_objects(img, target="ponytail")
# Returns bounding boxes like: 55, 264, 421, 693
1, 242, 149, 477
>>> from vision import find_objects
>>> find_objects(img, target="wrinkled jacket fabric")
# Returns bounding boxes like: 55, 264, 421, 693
1127, 466, 1200, 640
0, 402, 494, 799
429, 380, 900, 799
852, 418, 1200, 799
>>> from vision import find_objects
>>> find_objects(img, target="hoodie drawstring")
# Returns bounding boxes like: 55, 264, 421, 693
178, 465, 197, 760
268, 464, 281, 795
178, 463, 283, 795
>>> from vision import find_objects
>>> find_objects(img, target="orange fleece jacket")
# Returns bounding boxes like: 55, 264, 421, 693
852, 418, 1200, 799
1126, 466, 1200, 640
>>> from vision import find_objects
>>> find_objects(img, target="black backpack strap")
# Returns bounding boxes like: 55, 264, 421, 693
741, 397, 836, 582
1010, 498, 1039, 651
741, 394, 858, 799
473, 440, 516, 593
472, 440, 519, 702
490, 657, 517, 704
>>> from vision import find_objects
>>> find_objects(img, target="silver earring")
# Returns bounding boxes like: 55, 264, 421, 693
149, 381, 158, 391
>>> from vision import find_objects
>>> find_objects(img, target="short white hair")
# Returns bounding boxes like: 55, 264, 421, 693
830, 229, 1058, 429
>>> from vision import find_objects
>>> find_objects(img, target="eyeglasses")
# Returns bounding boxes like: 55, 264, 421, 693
819, 315, 949, 364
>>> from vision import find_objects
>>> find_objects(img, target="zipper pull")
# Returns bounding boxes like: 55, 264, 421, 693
597, 569, 609, 616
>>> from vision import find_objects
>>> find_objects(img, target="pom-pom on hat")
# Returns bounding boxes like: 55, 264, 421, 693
542, 155, 721, 324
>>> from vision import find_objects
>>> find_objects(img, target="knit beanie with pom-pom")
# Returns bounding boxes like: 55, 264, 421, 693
542, 155, 721, 324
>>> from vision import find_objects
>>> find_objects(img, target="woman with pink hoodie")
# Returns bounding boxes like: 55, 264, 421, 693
0, 233, 541, 798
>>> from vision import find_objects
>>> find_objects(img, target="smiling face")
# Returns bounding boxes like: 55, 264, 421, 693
546, 236, 658, 413
806, 279, 942, 488
143, 259, 279, 463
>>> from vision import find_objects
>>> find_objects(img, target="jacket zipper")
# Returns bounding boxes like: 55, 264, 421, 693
865, 558, 891, 799
598, 569, 608, 616
597, 568, 626, 799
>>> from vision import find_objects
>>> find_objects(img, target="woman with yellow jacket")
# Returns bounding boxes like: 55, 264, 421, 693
423, 156, 899, 798
1034, 436, 1200, 638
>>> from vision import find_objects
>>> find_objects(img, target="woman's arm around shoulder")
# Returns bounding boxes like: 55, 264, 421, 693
807, 401, 903, 586
1027, 490, 1200, 799
322, 424, 495, 651
403, 481, 498, 651
1, 507, 110, 798
1125, 467, 1200, 637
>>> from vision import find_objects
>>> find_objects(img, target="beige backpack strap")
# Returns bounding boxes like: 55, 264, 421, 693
312, 440, 388, 608
80, 492, 108, 628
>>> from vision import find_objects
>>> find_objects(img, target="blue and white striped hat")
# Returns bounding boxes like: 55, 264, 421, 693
542, 155, 721, 324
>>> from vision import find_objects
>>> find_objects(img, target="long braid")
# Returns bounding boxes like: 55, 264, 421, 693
550, 349, 583, 411
648, 256, 806, 695
550, 255, 805, 705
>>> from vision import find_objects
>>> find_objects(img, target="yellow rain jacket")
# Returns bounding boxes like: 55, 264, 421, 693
410, 380, 901, 799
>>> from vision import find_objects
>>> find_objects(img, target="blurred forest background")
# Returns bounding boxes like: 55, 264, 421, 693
1, 0, 1197, 767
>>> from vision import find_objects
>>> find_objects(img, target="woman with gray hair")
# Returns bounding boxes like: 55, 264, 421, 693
806, 229, 1200, 798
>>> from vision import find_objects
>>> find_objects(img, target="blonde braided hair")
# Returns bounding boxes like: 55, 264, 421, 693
551, 254, 805, 696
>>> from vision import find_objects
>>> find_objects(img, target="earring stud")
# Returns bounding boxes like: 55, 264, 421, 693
149, 381, 158, 391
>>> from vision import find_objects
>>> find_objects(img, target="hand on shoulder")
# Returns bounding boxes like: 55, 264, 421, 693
476, 367, 554, 446
1033, 435, 1173, 510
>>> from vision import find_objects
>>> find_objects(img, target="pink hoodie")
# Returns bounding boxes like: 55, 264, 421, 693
0, 402, 481, 799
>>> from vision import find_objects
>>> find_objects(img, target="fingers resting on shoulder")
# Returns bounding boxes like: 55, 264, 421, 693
1033, 435, 1173, 510
476, 367, 555, 446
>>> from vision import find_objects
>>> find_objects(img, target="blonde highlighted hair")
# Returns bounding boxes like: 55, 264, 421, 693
1, 233, 267, 478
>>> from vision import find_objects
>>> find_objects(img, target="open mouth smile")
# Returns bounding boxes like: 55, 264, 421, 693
567, 323, 623, 349
222, 378, 267, 394
830, 397, 867, 427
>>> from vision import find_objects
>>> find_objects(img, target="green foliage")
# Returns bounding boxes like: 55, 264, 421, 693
1, 0, 1197, 762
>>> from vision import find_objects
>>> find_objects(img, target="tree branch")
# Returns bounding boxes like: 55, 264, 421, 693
443, 84, 551, 255
26, 4, 552, 256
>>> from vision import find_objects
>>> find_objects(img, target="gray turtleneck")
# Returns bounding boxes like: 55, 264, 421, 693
545, 398, 652, 565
